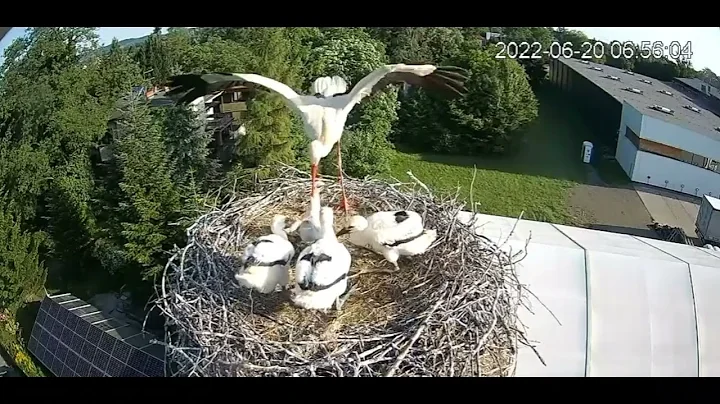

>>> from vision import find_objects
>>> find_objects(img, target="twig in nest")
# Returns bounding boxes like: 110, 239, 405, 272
153, 164, 537, 377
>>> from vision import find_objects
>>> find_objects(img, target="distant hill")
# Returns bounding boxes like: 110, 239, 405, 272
98, 28, 196, 54
98, 35, 150, 54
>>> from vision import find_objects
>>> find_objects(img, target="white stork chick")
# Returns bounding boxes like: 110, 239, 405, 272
292, 207, 352, 312
285, 186, 322, 243
166, 64, 469, 214
337, 210, 437, 271
235, 215, 295, 294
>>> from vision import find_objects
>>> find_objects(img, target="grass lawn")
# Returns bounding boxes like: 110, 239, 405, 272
387, 86, 623, 225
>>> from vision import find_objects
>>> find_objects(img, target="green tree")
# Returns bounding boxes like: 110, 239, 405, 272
93, 39, 145, 103
396, 42, 538, 155
157, 105, 219, 188
385, 27, 466, 65
553, 28, 589, 60
501, 27, 555, 84
111, 100, 183, 293
0, 209, 46, 313
135, 27, 176, 86
698, 67, 720, 88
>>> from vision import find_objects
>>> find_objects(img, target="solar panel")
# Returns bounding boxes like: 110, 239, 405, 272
28, 293, 165, 377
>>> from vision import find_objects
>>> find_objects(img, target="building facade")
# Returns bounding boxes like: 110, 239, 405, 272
550, 58, 720, 198
616, 101, 720, 197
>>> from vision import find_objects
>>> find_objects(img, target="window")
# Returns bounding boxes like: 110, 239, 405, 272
625, 126, 641, 148
632, 132, 719, 175
691, 154, 709, 168
702, 84, 707, 93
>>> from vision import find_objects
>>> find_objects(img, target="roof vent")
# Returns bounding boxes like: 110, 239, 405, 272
649, 104, 674, 115
624, 70, 635, 75
657, 89, 673, 96
640, 79, 653, 85
590, 66, 603, 71
604, 75, 620, 81
579, 60, 590, 65
684, 105, 701, 113
623, 87, 643, 95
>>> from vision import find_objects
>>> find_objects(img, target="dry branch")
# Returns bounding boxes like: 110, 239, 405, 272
153, 166, 534, 377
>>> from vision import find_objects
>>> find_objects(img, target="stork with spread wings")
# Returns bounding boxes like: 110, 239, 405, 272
166, 64, 469, 214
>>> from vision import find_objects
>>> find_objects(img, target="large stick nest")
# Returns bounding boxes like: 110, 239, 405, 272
155, 166, 534, 377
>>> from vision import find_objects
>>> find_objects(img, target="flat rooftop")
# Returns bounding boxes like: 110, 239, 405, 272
558, 58, 720, 142
675, 77, 720, 95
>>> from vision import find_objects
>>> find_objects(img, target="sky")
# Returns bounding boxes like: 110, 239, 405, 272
0, 27, 167, 66
1, 27, 719, 73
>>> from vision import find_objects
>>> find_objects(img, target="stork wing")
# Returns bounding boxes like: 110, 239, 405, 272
342, 64, 469, 113
166, 72, 303, 113
370, 215, 423, 247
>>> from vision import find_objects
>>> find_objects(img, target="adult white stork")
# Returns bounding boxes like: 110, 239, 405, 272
166, 64, 469, 213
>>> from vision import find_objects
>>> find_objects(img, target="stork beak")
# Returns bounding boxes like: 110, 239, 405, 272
336, 228, 351, 237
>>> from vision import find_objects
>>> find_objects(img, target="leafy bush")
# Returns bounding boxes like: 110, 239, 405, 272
394, 42, 538, 155
0, 210, 46, 313
0, 313, 45, 377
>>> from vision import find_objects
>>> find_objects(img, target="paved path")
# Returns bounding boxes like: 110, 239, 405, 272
567, 165, 656, 238
633, 184, 701, 236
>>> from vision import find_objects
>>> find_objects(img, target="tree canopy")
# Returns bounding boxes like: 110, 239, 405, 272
2, 27, 716, 375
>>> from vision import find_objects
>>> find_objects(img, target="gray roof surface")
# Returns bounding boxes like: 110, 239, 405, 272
559, 58, 720, 142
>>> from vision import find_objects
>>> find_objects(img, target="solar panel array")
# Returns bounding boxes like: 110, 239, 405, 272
28, 294, 165, 377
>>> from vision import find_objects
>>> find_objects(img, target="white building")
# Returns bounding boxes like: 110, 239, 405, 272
551, 58, 720, 198
675, 77, 720, 101
460, 212, 720, 377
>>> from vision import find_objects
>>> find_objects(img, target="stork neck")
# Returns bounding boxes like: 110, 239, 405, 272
320, 215, 336, 241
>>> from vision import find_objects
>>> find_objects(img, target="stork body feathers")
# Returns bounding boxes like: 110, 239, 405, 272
235, 216, 295, 294
339, 210, 437, 270
292, 207, 351, 311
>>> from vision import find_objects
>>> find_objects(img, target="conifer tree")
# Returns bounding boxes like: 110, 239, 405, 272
111, 99, 183, 293
157, 106, 219, 190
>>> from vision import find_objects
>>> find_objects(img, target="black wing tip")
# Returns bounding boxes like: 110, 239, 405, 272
394, 211, 410, 223
428, 66, 470, 97
315, 253, 333, 264
437, 65, 469, 75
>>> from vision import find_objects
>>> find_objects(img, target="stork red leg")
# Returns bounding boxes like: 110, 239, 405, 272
336, 141, 352, 214
310, 163, 318, 197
